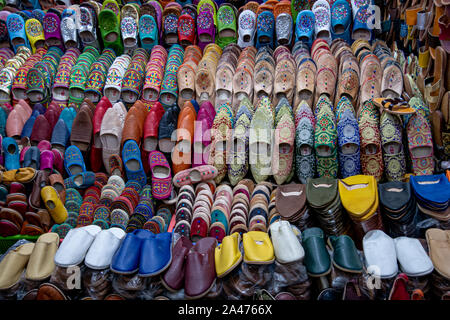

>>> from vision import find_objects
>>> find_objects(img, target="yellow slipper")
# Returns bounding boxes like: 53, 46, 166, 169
215, 232, 242, 277
41, 186, 67, 224
26, 233, 60, 281
25, 19, 45, 54
243, 231, 275, 264
0, 243, 35, 290
338, 175, 377, 219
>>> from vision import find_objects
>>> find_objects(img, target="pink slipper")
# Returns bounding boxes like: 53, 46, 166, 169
149, 150, 172, 200
172, 165, 218, 188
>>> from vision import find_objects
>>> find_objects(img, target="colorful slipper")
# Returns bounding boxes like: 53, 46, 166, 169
43, 12, 63, 52
7, 13, 30, 53
149, 150, 172, 200
64, 145, 86, 177
122, 139, 147, 188
25, 18, 44, 53
407, 112, 434, 176
139, 14, 158, 52
295, 10, 315, 46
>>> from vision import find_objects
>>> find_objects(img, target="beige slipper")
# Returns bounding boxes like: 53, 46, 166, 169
0, 243, 35, 290
25, 233, 60, 281
426, 228, 450, 279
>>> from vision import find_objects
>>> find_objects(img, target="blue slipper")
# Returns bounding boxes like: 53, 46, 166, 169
0, 108, 6, 137
256, 11, 275, 49
138, 232, 172, 277
122, 139, 147, 188
64, 145, 86, 176
59, 107, 76, 134
337, 109, 361, 178
111, 229, 154, 274
331, 0, 352, 43
7, 13, 30, 53
295, 10, 315, 46
64, 171, 96, 189
23, 146, 40, 169
2, 137, 20, 170
352, 4, 373, 41
31, 9, 45, 24
139, 15, 158, 52
21, 114, 37, 139
51, 118, 70, 149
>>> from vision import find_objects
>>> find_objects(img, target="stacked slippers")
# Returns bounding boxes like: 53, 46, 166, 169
142, 45, 168, 103
103, 54, 132, 104
84, 48, 117, 103
275, 183, 308, 224
338, 175, 384, 246
410, 174, 450, 223
68, 46, 100, 106
120, 48, 149, 105
177, 45, 202, 107
51, 48, 81, 109
378, 181, 418, 237
306, 177, 348, 235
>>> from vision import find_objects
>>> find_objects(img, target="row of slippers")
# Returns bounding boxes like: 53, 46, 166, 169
172, 180, 280, 242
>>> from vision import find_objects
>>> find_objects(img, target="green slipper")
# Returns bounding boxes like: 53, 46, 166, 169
99, 9, 123, 55
328, 235, 363, 273
302, 227, 331, 277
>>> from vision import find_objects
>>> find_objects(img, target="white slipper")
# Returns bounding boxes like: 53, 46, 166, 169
363, 230, 398, 279
394, 237, 434, 277
269, 220, 305, 264
54, 225, 102, 267
312, 0, 332, 44
84, 228, 126, 270
237, 10, 257, 48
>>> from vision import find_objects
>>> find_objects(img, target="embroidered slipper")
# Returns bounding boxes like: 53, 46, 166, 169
407, 112, 434, 176
43, 12, 63, 51
275, 13, 293, 47
24, 18, 44, 53
352, 4, 373, 41
314, 96, 338, 178
295, 101, 315, 183
178, 13, 196, 47
237, 9, 256, 48
7, 13, 30, 53
122, 139, 147, 188
149, 150, 172, 200
139, 15, 159, 53
295, 10, 315, 46
380, 112, 406, 182
273, 112, 295, 184
78, 6, 100, 50
330, 0, 351, 43
99, 8, 123, 55
121, 16, 139, 50
256, 11, 275, 49
249, 103, 273, 183
64, 145, 86, 177
102, 0, 121, 19
163, 6, 180, 46
358, 101, 384, 181
217, 4, 236, 43
197, 9, 215, 49
312, 0, 331, 43
337, 109, 361, 178
172, 165, 218, 188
